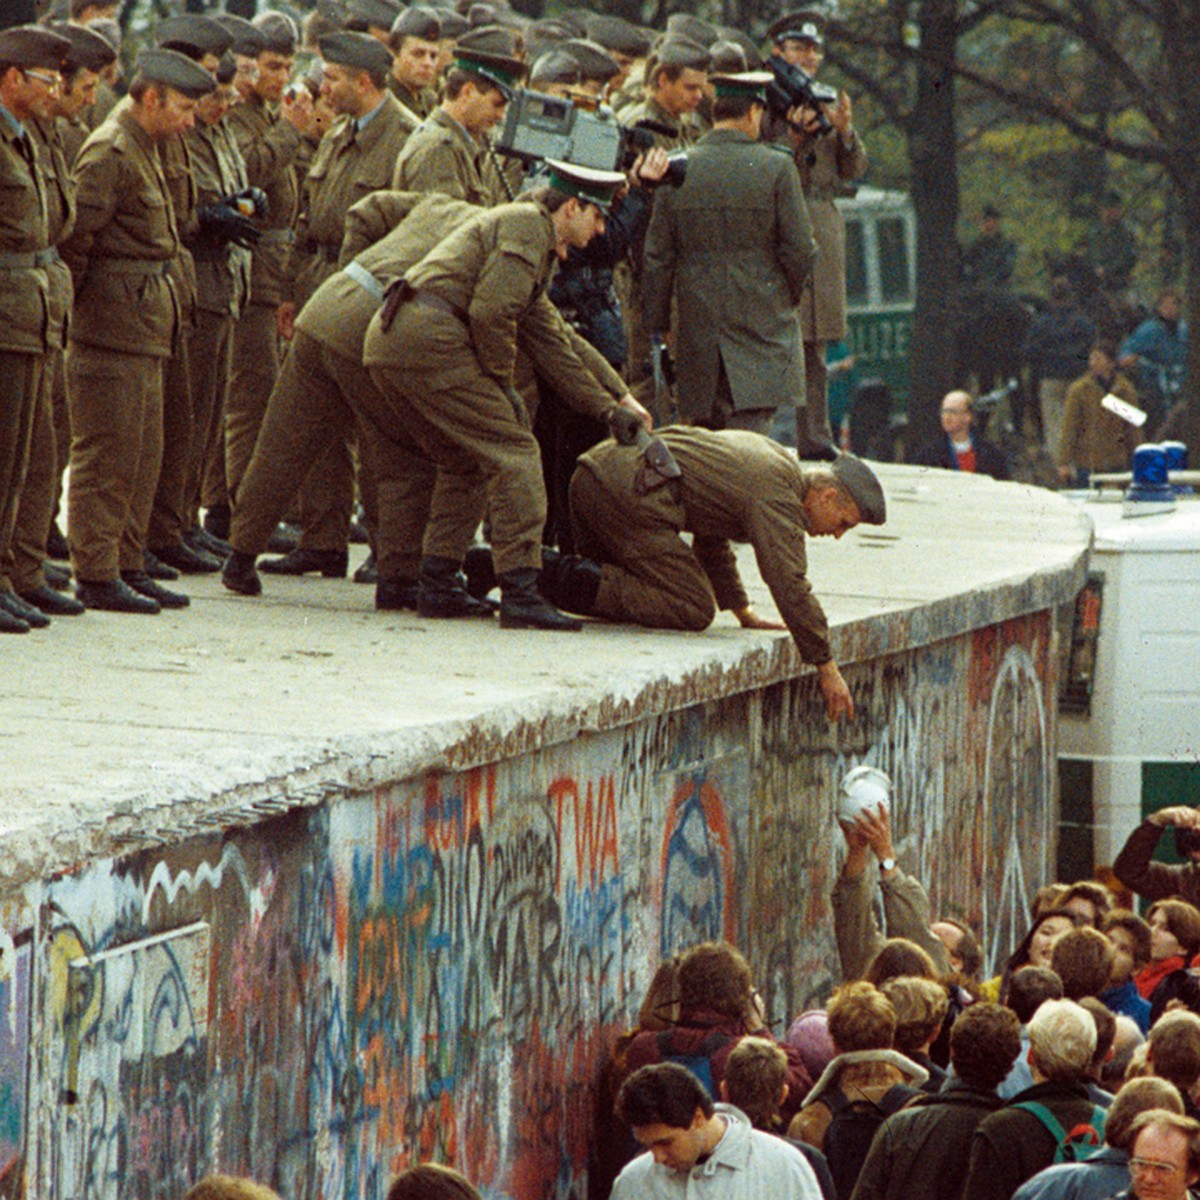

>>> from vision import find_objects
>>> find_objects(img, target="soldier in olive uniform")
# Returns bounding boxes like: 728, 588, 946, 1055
562, 430, 885, 721
766, 11, 868, 458
61, 48, 216, 614
390, 36, 524, 206
344, 0, 402, 45
387, 6, 440, 118
362, 164, 648, 631
643, 71, 814, 434
222, 13, 312, 528
0, 25, 72, 634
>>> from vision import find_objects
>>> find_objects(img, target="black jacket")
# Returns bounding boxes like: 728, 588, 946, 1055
910, 432, 1010, 480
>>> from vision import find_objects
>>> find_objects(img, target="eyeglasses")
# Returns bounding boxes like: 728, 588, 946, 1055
1130, 1158, 1186, 1179
24, 70, 61, 89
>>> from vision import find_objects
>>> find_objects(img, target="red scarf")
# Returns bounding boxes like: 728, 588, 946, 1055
1136, 955, 1187, 998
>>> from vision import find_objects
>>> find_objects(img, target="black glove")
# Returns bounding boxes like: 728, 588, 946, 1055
607, 404, 643, 446
197, 204, 261, 250
223, 186, 269, 220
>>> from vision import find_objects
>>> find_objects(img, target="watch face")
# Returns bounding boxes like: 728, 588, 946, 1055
880, 858, 895, 871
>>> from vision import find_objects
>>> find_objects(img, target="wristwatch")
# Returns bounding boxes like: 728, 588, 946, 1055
879, 857, 896, 873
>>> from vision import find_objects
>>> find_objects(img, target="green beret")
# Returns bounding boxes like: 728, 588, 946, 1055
45, 21, 116, 72
436, 10, 469, 39
318, 30, 393, 74
0, 23, 70, 69
562, 37, 619, 83
584, 14, 651, 58
529, 48, 579, 86
155, 16, 234, 60
214, 14, 266, 57
345, 0, 402, 30
664, 12, 718, 47
251, 11, 299, 55
390, 6, 442, 43
653, 35, 709, 71
135, 47, 218, 98
830, 452, 887, 525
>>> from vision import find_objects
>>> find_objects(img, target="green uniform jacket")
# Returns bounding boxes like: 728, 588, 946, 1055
226, 92, 303, 307
0, 108, 51, 354
643, 129, 814, 418
578, 427, 834, 663
362, 199, 623, 419
387, 76, 435, 120
290, 93, 419, 308
619, 96, 702, 150
390, 107, 507, 206
29, 114, 75, 353
184, 118, 251, 319
61, 108, 180, 358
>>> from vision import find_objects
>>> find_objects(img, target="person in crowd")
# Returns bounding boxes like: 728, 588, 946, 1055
387, 6, 441, 117
183, 1177, 283, 1200
961, 205, 1017, 291
1114, 805, 1200, 906
1060, 882, 1115, 929
1135, 900, 1200, 1022
1120, 287, 1187, 433
1102, 911, 1154, 1033
1022, 276, 1095, 456
1051, 928, 1117, 1002
850, 1002, 1022, 1200
1079, 997, 1118, 1106
978, 907, 1081, 1003
1147, 1013, 1200, 1121
385, 1163, 482, 1200
879, 975, 949, 1092
1104, 1018, 1148, 1092
1119, 1110, 1200, 1200
1057, 339, 1141, 486
910, 389, 1010, 479
1084, 191, 1138, 296
997, 965, 1066, 1100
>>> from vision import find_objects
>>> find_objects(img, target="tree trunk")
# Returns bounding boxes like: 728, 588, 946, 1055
905, 0, 960, 451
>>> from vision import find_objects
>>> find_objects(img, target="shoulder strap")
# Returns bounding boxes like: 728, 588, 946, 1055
1012, 1100, 1068, 1145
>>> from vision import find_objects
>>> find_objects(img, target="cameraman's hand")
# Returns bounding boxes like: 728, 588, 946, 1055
632, 147, 670, 186
830, 90, 853, 138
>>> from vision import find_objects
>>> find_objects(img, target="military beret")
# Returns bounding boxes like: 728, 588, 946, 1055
135, 47, 218, 98
561, 37, 619, 83
553, 8, 592, 37
251, 10, 299, 55
584, 14, 651, 58
88, 16, 121, 51
45, 20, 116, 72
0, 24, 69, 69
0, 0, 35, 30
529, 48, 579, 86
214, 14, 266, 56
455, 22, 522, 59
436, 9, 469, 38
716, 27, 763, 69
155, 15, 234, 59
528, 17, 572, 42
345, 0, 401, 30
665, 12, 717, 47
710, 69, 772, 100
766, 9, 826, 45
544, 159, 625, 212
830, 452, 887, 525
318, 29, 393, 73
653, 35, 709, 71
708, 41, 748, 74
454, 25, 526, 94
390, 5, 441, 43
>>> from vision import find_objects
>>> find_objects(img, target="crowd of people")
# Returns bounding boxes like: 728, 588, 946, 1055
0, 0, 893, 710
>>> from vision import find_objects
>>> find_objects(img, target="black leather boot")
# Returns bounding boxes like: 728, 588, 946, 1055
417, 556, 496, 618
222, 551, 262, 596
498, 568, 583, 631
539, 550, 602, 615
259, 547, 348, 577
375, 577, 419, 611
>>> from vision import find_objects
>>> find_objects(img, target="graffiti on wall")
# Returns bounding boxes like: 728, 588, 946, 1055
12, 610, 1057, 1200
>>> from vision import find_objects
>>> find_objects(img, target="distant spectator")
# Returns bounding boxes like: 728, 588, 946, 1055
961, 205, 1017, 291
786, 1011, 837, 1083
910, 390, 1010, 481
1022, 277, 1095, 455
1060, 883, 1115, 930
961, 998, 1102, 1200
1113, 805, 1200, 907
386, 1165, 481, 1200
998, 965, 1066, 1100
722, 1037, 837, 1200
1057, 339, 1141, 485
1147, 1012, 1200, 1120
880, 976, 950, 1093
1135, 900, 1200, 1022
978, 908, 1081, 1004
1011, 1076, 1185, 1200
1121, 1110, 1200, 1200
622, 941, 812, 1121
1084, 191, 1138, 295
930, 917, 984, 982
1078, 996, 1118, 1107
1033, 885, 1073, 920
1103, 1018, 1147, 1092
1051, 928, 1117, 1001
850, 1003, 1021, 1200
1119, 287, 1187, 433
1101, 910, 1153, 1034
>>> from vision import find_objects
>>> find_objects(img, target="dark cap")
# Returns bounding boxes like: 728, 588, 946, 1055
0, 23, 70, 68
318, 29, 393, 73
708, 41, 748, 74
529, 48, 579, 85
454, 26, 526, 95
716, 27, 763, 69
436, 9, 469, 38
251, 11, 299, 55
665, 12, 717, 46
390, 5, 441, 43
135, 47, 218, 97
830, 452, 886, 525
544, 159, 625, 212
88, 16, 121, 52
214, 14, 266, 57
710, 69, 772, 100
653, 35, 709, 72
456, 22, 522, 57
584, 13, 650, 57
562, 37, 619, 83
45, 20, 116, 72
345, 0, 401, 30
766, 9, 826, 45
0, 0, 36, 31
155, 15, 234, 59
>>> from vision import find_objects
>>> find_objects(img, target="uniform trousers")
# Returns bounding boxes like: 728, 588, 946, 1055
147, 330, 192, 549
0, 351, 43, 592
185, 308, 235, 529
7, 349, 59, 590
66, 345, 164, 582
225, 300, 280, 503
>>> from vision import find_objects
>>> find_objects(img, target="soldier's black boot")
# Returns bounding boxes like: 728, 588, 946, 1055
539, 550, 602, 616
498, 568, 583, 631
222, 551, 262, 596
417, 556, 495, 618
463, 544, 496, 600
375, 576, 419, 611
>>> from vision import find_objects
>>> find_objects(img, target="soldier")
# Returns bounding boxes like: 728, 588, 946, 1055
387, 6, 441, 118
643, 71, 815, 434
343, 0, 402, 46
221, 12, 311, 537
0, 23, 72, 634
766, 10, 868, 459
558, 431, 886, 721
252, 31, 418, 580
361, 163, 649, 631
8, 26, 115, 621
61, 49, 216, 614
390, 31, 526, 205
584, 14, 650, 100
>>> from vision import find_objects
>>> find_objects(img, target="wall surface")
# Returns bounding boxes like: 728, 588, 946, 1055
4, 611, 1059, 1200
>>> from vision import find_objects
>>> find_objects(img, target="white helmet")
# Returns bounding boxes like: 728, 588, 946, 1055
837, 765, 892, 824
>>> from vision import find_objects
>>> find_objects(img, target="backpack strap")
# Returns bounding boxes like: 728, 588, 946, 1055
1012, 1100, 1068, 1145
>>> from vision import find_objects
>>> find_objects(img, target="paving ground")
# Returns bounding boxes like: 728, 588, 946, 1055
1, 462, 1092, 887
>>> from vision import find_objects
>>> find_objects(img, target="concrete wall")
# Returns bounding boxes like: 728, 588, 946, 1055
2, 610, 1059, 1200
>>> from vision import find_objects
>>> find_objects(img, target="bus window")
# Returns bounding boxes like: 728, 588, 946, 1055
845, 219, 868, 305
878, 216, 911, 302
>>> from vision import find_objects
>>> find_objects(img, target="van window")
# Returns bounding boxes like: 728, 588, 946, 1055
878, 217, 911, 302
845, 219, 868, 305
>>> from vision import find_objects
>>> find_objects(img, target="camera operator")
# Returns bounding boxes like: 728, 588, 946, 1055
766, 10, 867, 460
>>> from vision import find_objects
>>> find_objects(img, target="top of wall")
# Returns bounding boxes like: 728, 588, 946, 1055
3, 464, 1090, 889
